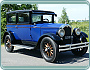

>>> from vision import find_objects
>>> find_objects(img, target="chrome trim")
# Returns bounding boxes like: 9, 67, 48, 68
59, 24, 72, 36
60, 24, 71, 29
59, 42, 89, 52
12, 44, 35, 49
58, 29, 65, 37
75, 28, 80, 35
59, 45, 88, 52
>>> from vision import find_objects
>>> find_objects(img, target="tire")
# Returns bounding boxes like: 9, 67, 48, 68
40, 37, 59, 62
71, 38, 88, 56
4, 35, 14, 52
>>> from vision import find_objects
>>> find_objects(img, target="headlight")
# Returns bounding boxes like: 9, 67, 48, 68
75, 28, 80, 35
58, 29, 65, 37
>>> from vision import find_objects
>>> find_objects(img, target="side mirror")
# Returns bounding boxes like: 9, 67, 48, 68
55, 14, 57, 17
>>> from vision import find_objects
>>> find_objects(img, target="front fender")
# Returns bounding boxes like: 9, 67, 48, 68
80, 31, 88, 38
73, 31, 88, 43
36, 33, 61, 48
40, 33, 61, 42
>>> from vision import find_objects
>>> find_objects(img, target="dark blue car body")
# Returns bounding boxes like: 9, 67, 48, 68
4, 10, 89, 62
6, 23, 68, 41
5, 10, 71, 45
4, 10, 88, 46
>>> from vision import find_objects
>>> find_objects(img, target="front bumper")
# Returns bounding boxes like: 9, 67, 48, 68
59, 42, 89, 52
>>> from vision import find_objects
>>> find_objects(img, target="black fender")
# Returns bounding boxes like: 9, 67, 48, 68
80, 31, 88, 41
36, 33, 61, 48
3, 31, 16, 43
3, 31, 9, 43
80, 31, 88, 38
73, 31, 88, 43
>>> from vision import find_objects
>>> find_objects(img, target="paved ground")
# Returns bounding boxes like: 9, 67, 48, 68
1, 45, 89, 66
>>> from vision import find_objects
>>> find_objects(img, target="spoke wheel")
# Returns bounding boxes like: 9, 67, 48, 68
5, 39, 11, 48
40, 37, 58, 62
44, 43, 53, 57
4, 35, 14, 52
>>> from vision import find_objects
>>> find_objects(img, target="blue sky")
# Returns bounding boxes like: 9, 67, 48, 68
38, 4, 89, 22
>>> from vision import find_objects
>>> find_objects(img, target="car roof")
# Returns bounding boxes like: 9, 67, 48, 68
6, 10, 55, 15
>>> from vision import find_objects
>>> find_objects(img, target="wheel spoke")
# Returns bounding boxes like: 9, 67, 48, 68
50, 47, 53, 49
45, 44, 47, 47
51, 51, 53, 55
47, 43, 49, 46
48, 53, 49, 56
51, 50, 53, 52
7, 39, 9, 42
44, 42, 54, 57
6, 39, 11, 48
6, 43, 8, 45
50, 45, 51, 47
50, 52, 51, 56
44, 47, 47, 49
46, 52, 48, 55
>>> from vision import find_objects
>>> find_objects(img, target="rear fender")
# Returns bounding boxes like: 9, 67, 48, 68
3, 31, 16, 43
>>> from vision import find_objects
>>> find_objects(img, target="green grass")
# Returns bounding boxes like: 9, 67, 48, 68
70, 21, 89, 42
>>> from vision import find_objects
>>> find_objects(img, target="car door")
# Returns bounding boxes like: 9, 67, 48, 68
6, 13, 19, 40
15, 12, 31, 40
31, 24, 42, 42
30, 14, 43, 42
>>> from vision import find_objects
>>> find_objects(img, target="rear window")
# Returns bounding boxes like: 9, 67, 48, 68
8, 13, 16, 24
18, 12, 29, 24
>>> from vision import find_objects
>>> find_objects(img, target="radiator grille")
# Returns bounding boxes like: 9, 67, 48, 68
63, 26, 72, 44
64, 27, 71, 36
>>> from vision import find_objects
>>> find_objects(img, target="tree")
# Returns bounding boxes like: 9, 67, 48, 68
58, 7, 69, 24
1, 4, 38, 43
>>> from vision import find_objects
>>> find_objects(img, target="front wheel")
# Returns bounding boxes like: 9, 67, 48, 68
40, 37, 59, 62
71, 38, 88, 56
4, 35, 14, 52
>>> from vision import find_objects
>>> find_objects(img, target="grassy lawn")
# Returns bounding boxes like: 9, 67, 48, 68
70, 21, 89, 42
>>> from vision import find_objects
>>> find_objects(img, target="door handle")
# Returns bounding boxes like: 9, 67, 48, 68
15, 26, 18, 28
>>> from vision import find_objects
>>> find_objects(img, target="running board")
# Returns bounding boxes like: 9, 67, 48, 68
12, 44, 35, 50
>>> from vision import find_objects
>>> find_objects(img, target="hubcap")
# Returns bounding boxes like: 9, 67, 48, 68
6, 39, 11, 48
44, 43, 53, 57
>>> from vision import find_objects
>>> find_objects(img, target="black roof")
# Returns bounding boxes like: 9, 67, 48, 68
6, 10, 55, 15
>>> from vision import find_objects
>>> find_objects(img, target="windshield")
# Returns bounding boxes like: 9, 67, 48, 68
32, 14, 53, 23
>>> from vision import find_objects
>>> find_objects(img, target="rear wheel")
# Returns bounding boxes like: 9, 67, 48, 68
4, 35, 14, 52
71, 38, 88, 56
40, 37, 59, 62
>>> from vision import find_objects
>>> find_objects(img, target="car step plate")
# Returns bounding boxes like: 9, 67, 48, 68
12, 44, 35, 50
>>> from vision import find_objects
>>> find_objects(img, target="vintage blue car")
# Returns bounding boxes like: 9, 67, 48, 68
3, 10, 89, 62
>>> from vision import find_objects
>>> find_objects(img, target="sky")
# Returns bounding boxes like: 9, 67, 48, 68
38, 4, 89, 22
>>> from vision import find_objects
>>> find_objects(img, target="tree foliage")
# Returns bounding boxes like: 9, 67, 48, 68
1, 4, 38, 43
58, 7, 69, 24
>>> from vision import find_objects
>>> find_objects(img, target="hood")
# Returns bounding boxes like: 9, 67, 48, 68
41, 23, 71, 28
40, 23, 71, 35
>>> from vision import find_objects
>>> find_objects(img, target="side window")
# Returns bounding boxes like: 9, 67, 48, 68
32, 14, 41, 23
8, 13, 16, 24
18, 12, 29, 24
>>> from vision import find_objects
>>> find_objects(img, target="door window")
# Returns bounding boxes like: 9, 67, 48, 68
8, 13, 16, 24
18, 12, 30, 24
32, 14, 41, 23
